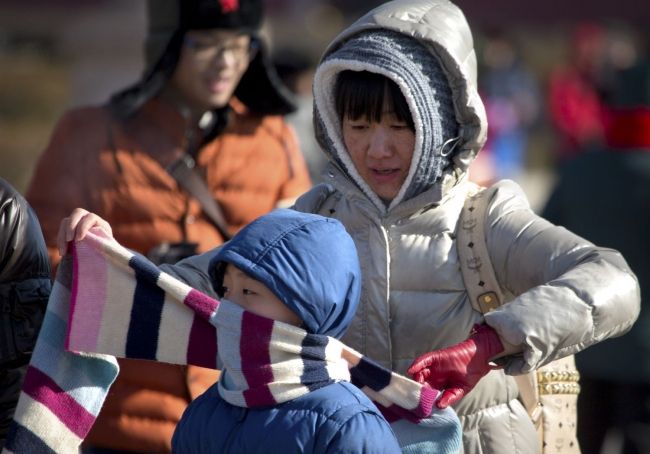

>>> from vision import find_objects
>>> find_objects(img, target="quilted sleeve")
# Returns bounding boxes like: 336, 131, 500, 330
482, 180, 640, 374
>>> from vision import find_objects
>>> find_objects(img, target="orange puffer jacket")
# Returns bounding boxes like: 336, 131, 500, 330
26, 98, 311, 453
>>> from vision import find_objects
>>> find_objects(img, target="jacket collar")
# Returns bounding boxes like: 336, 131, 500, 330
125, 97, 251, 153
133, 97, 187, 145
324, 162, 465, 220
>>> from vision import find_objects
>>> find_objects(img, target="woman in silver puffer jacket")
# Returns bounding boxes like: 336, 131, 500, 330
60, 0, 640, 452
290, 1, 639, 450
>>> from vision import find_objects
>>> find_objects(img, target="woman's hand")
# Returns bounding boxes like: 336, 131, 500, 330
407, 324, 504, 408
57, 208, 113, 257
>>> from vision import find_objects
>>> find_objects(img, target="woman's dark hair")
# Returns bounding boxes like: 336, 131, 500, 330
334, 70, 414, 130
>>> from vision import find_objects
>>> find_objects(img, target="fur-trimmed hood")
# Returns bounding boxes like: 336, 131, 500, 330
312, 0, 487, 212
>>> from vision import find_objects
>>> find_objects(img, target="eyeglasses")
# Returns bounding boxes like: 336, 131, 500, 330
184, 35, 259, 62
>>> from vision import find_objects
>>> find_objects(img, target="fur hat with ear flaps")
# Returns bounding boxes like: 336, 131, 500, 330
109, 0, 296, 120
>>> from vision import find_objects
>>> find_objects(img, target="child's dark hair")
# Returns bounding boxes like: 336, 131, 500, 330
334, 70, 414, 130
210, 261, 228, 297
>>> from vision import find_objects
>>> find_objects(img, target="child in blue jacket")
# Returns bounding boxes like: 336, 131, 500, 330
171, 209, 403, 453
46, 207, 460, 453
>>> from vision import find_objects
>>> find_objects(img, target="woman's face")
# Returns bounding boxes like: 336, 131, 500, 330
342, 110, 416, 201
171, 29, 253, 113
220, 264, 302, 326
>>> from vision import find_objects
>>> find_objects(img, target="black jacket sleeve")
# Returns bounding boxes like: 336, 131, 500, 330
0, 178, 51, 446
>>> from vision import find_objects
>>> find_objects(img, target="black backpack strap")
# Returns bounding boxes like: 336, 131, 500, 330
167, 154, 231, 241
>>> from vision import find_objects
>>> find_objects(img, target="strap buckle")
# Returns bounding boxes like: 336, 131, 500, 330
478, 291, 500, 313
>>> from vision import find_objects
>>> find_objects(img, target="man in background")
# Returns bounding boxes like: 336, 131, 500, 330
26, 0, 311, 452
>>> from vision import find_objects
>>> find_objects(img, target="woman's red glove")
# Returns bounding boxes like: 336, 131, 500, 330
407, 324, 504, 409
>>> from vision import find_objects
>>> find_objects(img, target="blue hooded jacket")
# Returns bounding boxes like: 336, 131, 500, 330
172, 209, 401, 453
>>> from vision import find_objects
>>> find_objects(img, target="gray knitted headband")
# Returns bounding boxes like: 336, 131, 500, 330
314, 29, 459, 210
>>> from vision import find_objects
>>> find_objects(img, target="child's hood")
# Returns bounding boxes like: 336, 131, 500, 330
209, 209, 361, 338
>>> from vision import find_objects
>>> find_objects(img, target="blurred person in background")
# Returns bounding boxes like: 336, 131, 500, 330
274, 48, 329, 183
25, 0, 311, 452
543, 59, 650, 454
547, 24, 609, 164
477, 30, 541, 184
0, 178, 51, 448
597, 25, 641, 104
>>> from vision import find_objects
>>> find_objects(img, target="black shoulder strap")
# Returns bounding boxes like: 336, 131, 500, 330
167, 154, 231, 241
108, 105, 232, 242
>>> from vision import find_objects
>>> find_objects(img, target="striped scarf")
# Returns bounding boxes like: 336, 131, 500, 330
2, 251, 118, 453
3, 230, 454, 452
215, 300, 352, 407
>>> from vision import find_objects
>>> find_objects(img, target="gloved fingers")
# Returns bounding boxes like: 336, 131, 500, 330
436, 387, 466, 409
407, 352, 436, 376
411, 367, 430, 384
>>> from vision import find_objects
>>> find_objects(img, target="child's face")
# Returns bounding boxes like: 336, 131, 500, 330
221, 264, 302, 326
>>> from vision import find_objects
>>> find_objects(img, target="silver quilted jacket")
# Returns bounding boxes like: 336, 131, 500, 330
167, 1, 640, 452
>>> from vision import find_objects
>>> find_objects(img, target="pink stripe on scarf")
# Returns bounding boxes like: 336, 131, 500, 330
240, 311, 276, 406
22, 366, 96, 438
184, 289, 220, 321
414, 385, 438, 418
185, 289, 219, 368
66, 241, 108, 352
375, 385, 439, 423
187, 312, 218, 369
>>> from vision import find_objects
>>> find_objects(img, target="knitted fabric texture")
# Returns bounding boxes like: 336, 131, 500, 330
313, 29, 459, 211
2, 253, 118, 454
66, 231, 438, 416
4, 230, 461, 452
215, 300, 350, 407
